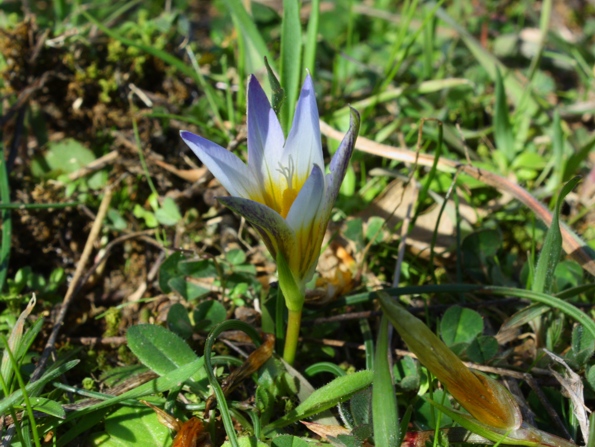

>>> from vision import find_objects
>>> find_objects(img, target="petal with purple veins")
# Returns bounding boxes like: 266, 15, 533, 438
323, 107, 360, 218
217, 196, 296, 259
180, 131, 262, 200
247, 76, 286, 193
284, 75, 324, 182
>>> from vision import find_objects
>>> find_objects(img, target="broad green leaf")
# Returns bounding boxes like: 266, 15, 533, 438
193, 300, 227, 332
533, 176, 580, 294
264, 370, 374, 432
466, 336, 499, 364
167, 303, 193, 339
178, 259, 218, 278
154, 197, 182, 226
126, 325, 202, 381
372, 316, 399, 447
158, 251, 186, 293
440, 306, 483, 347
31, 138, 106, 189
226, 248, 246, 265
168, 276, 210, 301
88, 407, 169, 446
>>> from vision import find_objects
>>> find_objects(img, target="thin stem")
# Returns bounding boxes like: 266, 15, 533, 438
283, 309, 302, 365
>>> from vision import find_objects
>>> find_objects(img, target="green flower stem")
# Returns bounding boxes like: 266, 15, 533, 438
283, 308, 302, 364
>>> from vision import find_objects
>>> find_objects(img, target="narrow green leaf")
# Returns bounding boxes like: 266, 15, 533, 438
494, 67, 516, 164
501, 303, 550, 332
303, 0, 320, 75
428, 399, 576, 447
63, 358, 204, 420
280, 0, 303, 132
0, 360, 79, 415
28, 397, 65, 418
372, 316, 399, 446
0, 138, 11, 292
551, 110, 565, 187
264, 370, 374, 432
533, 176, 581, 294
223, 0, 273, 75
483, 286, 595, 340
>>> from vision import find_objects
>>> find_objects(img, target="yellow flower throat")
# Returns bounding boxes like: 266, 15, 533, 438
263, 157, 303, 219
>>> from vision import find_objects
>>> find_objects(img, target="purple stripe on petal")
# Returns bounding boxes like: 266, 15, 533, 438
247, 76, 285, 191
217, 196, 296, 259
284, 75, 324, 182
324, 107, 360, 214
181, 130, 261, 200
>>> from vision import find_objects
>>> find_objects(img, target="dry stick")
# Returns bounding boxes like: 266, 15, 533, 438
320, 121, 595, 276
31, 187, 113, 382
525, 374, 573, 439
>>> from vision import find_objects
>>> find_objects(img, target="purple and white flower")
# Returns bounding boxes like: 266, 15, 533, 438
181, 75, 359, 311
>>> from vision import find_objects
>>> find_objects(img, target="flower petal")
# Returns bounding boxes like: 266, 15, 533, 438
286, 164, 324, 233
284, 75, 324, 182
286, 164, 325, 283
217, 196, 295, 260
323, 107, 360, 216
180, 131, 261, 201
247, 76, 285, 190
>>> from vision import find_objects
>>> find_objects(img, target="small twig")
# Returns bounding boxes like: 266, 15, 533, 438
63, 336, 127, 346
67, 150, 119, 182
31, 187, 113, 382
303, 298, 522, 326
524, 374, 573, 440
76, 230, 159, 300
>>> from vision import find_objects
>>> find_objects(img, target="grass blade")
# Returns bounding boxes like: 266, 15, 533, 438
494, 67, 516, 165
280, 0, 302, 132
0, 137, 11, 292
533, 176, 581, 294
223, 0, 274, 76
372, 315, 400, 446
303, 0, 320, 75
